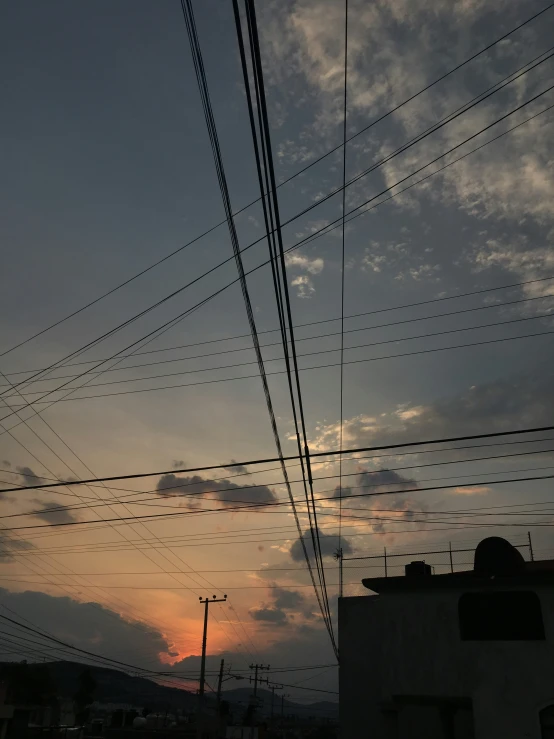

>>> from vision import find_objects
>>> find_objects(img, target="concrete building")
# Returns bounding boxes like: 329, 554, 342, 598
339, 537, 554, 739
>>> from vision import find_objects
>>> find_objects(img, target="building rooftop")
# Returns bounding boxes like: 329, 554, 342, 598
362, 536, 554, 594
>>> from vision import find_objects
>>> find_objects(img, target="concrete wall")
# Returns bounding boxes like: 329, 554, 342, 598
339, 585, 554, 739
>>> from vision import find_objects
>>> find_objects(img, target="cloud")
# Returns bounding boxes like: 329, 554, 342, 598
16, 467, 47, 487
311, 372, 554, 457
285, 252, 324, 298
0, 588, 173, 665
0, 591, 338, 691
289, 527, 352, 562
354, 468, 418, 495
30, 501, 78, 524
260, 0, 554, 230
285, 253, 324, 274
453, 485, 491, 495
223, 460, 249, 475
0, 533, 33, 561
155, 474, 276, 507
332, 469, 424, 533
248, 586, 306, 628
249, 606, 288, 626
291, 274, 315, 298
271, 586, 305, 610
471, 236, 554, 299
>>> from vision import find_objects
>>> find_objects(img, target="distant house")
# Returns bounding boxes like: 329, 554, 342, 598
339, 537, 554, 739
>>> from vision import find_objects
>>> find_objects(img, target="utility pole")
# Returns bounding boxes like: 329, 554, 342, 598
249, 663, 270, 698
269, 683, 282, 727
281, 693, 290, 727
248, 664, 269, 739
216, 658, 225, 710
197, 595, 227, 739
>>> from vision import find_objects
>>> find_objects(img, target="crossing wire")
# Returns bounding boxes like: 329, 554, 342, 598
241, 0, 337, 654
2, 84, 553, 427
2, 0, 552, 362
4, 277, 553, 384
3, 292, 552, 395
180, 0, 325, 661
338, 0, 348, 578
232, 0, 335, 652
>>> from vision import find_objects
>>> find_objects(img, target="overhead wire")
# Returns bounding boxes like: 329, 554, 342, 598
0, 371, 246, 661
3, 432, 554, 506
3, 470, 554, 532
3, 424, 553, 494
4, 321, 553, 410
241, 0, 337, 652
3, 291, 552, 394
3, 0, 552, 362
232, 0, 335, 651
0, 392, 188, 652
2, 86, 553, 428
338, 0, 348, 597
4, 443, 554, 521
3, 65, 552, 423
268, 47, 554, 228
179, 0, 297, 664
2, 91, 553, 438
4, 277, 553, 384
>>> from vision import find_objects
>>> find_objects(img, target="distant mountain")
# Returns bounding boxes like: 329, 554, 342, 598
221, 686, 338, 720
0, 661, 197, 712
0, 661, 338, 720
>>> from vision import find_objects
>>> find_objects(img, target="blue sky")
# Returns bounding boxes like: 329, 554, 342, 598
0, 0, 554, 698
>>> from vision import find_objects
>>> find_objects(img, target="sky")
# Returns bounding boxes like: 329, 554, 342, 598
1, 0, 554, 702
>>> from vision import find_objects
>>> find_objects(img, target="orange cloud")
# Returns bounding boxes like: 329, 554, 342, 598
453, 485, 491, 495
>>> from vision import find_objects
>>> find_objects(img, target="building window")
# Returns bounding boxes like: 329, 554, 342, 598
458, 591, 545, 641
387, 697, 474, 739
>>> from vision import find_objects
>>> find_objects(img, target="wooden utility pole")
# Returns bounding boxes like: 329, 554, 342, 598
269, 683, 283, 727
216, 658, 225, 709
197, 595, 227, 738
249, 663, 270, 698
281, 693, 290, 727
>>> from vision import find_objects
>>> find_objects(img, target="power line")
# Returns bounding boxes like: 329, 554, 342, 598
4, 323, 553, 410
6, 310, 552, 400
180, 0, 293, 666
7, 470, 554, 553
0, 399, 189, 651
2, 97, 552, 431
234, 0, 335, 653
338, 0, 349, 599
273, 48, 554, 228
301, 101, 554, 249
3, 76, 552, 422
2, 424, 553, 494
3, 432, 554, 500
4, 291, 551, 390
6, 444, 554, 521
3, 0, 551, 360
5, 279, 552, 382
4, 91, 553, 432
3, 471, 554, 532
